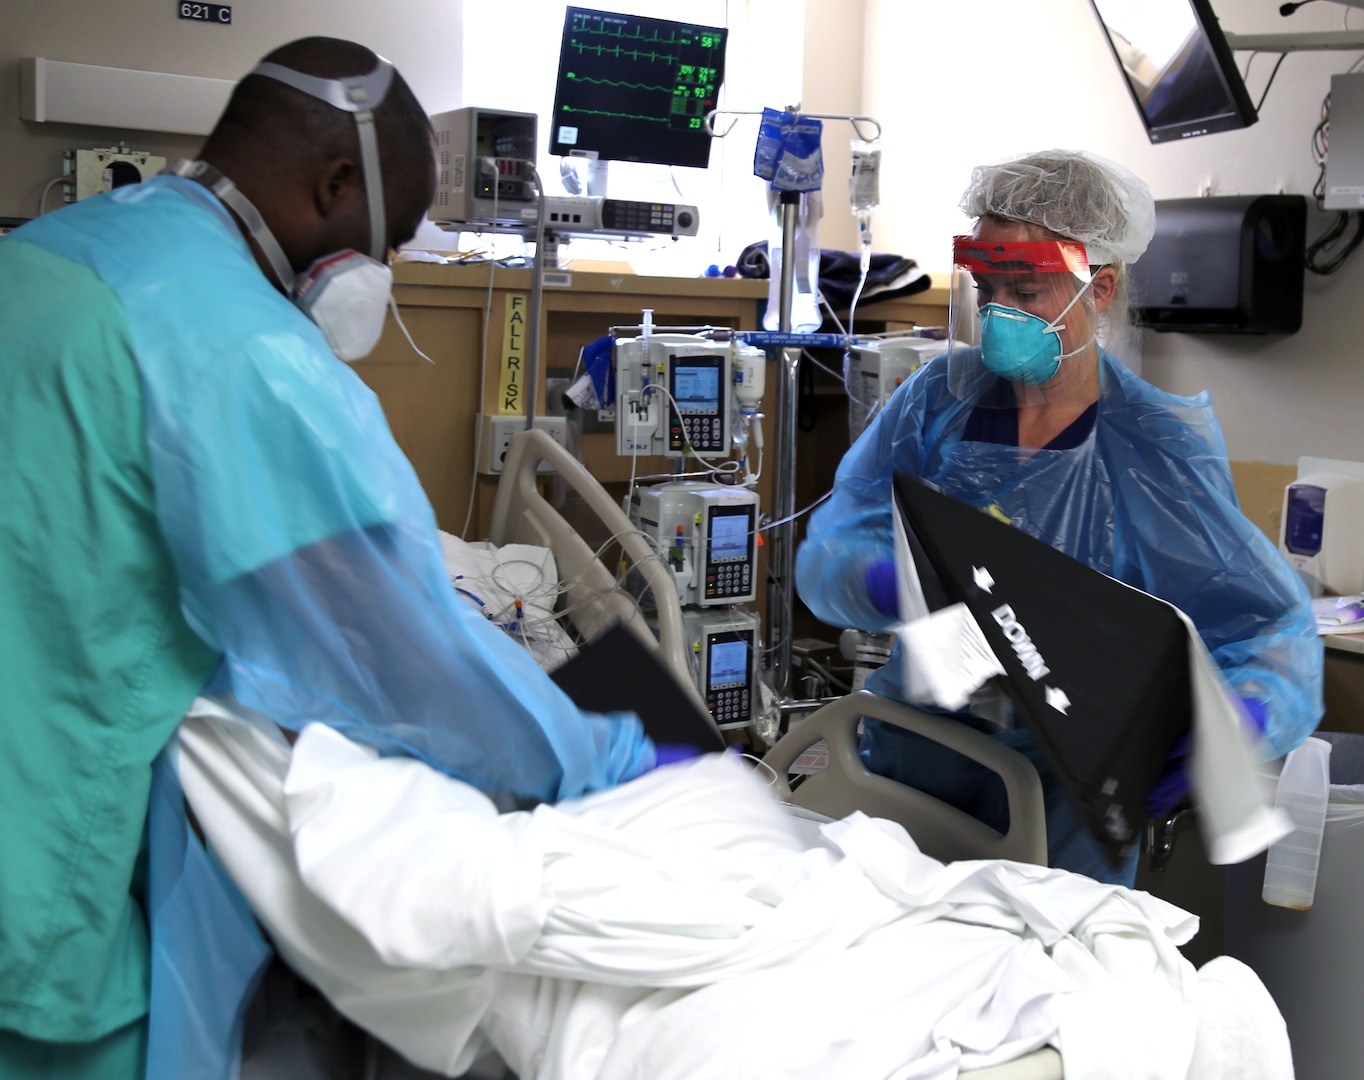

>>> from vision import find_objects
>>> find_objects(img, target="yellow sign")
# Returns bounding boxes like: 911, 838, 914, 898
498, 294, 529, 414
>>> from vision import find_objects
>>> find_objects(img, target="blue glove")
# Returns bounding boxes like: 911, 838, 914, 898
652, 743, 707, 768
1240, 697, 1269, 737
581, 334, 615, 408
1146, 733, 1192, 820
1145, 697, 1270, 819
865, 559, 900, 620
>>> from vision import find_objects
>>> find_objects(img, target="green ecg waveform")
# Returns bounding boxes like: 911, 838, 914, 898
565, 74, 675, 94
557, 106, 667, 123
570, 19, 685, 45
569, 42, 683, 65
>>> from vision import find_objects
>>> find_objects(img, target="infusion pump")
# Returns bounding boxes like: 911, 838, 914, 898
851, 338, 952, 409
628, 481, 759, 607
847, 337, 957, 439
614, 334, 766, 459
683, 607, 759, 730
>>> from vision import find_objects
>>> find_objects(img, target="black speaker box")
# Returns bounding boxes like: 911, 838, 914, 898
1131, 194, 1306, 334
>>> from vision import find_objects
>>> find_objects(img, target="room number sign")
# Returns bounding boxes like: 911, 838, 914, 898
178, 3, 232, 23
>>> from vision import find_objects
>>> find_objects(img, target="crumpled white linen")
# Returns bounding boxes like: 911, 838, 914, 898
179, 697, 1292, 1080
176, 698, 500, 1077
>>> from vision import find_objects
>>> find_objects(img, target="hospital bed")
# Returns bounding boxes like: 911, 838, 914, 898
485, 429, 1063, 1079
178, 429, 1285, 1079
763, 693, 1058, 1080
485, 432, 1047, 855
486, 427, 706, 713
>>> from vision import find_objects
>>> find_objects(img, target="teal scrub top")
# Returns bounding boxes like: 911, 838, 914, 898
0, 240, 221, 1050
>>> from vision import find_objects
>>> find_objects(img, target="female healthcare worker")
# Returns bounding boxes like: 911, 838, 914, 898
796, 149, 1323, 885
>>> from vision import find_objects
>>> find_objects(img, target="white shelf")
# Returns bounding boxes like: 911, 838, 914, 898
20, 57, 234, 137
1223, 30, 1364, 53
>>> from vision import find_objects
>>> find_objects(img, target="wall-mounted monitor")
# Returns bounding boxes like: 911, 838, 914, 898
548, 6, 728, 170
1088, 0, 1257, 143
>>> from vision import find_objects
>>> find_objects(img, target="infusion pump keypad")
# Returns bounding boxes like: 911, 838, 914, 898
705, 562, 752, 601
708, 684, 751, 726
705, 630, 753, 727
671, 414, 724, 453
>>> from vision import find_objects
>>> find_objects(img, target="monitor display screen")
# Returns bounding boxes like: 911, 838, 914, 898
1089, 0, 1256, 143
549, 6, 728, 169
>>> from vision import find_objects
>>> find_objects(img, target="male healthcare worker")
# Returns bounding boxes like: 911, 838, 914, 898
797, 150, 1322, 887
0, 38, 655, 1079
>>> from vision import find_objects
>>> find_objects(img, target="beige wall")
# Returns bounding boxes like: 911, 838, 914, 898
0, 0, 463, 221
802, 0, 866, 255
861, 0, 1364, 468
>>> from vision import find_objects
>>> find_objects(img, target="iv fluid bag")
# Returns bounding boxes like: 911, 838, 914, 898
850, 140, 881, 216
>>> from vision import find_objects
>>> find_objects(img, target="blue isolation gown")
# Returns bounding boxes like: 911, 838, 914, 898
15, 177, 654, 800
3, 178, 654, 1077
797, 351, 1323, 882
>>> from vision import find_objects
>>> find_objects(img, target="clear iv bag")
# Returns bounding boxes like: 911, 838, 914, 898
850, 140, 881, 216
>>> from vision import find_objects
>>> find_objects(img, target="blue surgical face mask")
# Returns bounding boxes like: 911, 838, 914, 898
978, 281, 1092, 385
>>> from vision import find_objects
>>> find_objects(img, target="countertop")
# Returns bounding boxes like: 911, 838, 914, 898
1324, 631, 1364, 656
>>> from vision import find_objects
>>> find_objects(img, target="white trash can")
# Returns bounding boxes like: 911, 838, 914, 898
1224, 732, 1364, 1080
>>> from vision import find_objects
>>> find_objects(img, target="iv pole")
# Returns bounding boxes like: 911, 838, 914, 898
707, 107, 883, 705
771, 189, 800, 698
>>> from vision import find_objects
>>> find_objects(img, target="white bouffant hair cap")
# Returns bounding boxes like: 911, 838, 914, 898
959, 149, 1156, 266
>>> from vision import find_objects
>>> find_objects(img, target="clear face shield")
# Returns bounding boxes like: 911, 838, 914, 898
947, 234, 1104, 409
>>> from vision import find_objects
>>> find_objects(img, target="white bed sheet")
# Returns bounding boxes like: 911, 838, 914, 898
177, 697, 1292, 1080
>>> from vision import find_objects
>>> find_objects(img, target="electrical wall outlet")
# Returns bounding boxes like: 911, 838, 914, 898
64, 147, 167, 202
477, 414, 568, 474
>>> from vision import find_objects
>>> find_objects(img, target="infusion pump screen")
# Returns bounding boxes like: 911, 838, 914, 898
672, 364, 720, 411
708, 639, 748, 689
709, 512, 748, 561
668, 353, 725, 453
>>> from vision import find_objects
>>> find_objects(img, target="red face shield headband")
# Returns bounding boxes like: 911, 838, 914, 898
952, 236, 1093, 279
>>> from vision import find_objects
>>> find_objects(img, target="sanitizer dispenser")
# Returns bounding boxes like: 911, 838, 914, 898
1280, 464, 1364, 596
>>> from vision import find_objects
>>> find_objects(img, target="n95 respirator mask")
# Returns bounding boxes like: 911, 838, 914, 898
171, 57, 402, 363
293, 251, 394, 362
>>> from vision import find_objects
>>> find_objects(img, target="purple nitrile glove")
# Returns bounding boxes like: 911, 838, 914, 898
1240, 697, 1269, 737
652, 743, 707, 768
865, 559, 900, 620
1146, 733, 1192, 820
1145, 697, 1270, 819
